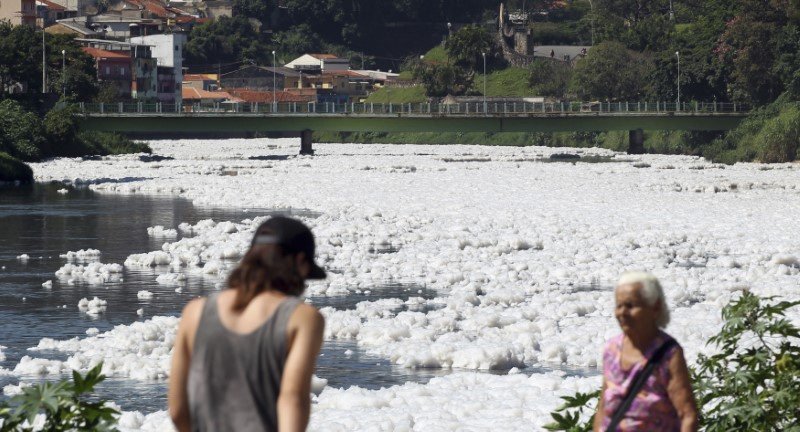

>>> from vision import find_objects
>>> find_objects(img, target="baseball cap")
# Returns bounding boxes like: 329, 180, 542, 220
251, 216, 326, 279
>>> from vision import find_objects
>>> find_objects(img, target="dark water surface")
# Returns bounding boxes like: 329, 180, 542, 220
0, 183, 595, 414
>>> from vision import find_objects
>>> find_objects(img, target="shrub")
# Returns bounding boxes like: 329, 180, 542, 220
693, 292, 800, 431
76, 131, 151, 156
753, 104, 800, 163
0, 99, 46, 161
0, 151, 34, 183
0, 363, 118, 431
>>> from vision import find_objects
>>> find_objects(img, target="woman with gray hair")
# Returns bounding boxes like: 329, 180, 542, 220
593, 272, 698, 431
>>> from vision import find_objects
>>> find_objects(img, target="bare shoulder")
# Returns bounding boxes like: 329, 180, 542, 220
182, 297, 206, 317
290, 302, 324, 329
178, 297, 207, 331
667, 344, 690, 374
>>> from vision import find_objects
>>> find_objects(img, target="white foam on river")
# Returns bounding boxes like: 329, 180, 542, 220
22, 139, 800, 430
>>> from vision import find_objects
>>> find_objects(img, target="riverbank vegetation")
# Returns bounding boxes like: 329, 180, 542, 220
0, 22, 150, 182
0, 100, 150, 183
277, 0, 799, 163
545, 292, 800, 431
0, 363, 119, 431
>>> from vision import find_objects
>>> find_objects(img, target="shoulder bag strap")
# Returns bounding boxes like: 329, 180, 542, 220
605, 338, 677, 432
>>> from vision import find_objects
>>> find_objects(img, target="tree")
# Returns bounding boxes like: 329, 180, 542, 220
715, 0, 800, 105
272, 24, 324, 61
528, 59, 572, 98
0, 99, 46, 161
184, 16, 271, 67
0, 22, 43, 97
444, 25, 501, 72
593, 0, 675, 51
570, 41, 653, 100
233, 0, 276, 27
412, 61, 471, 97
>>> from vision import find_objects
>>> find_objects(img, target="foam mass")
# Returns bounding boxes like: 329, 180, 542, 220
22, 139, 800, 430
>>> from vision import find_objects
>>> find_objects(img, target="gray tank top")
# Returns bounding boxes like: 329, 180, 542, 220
187, 292, 302, 432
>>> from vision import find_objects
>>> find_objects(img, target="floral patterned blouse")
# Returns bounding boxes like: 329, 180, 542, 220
601, 331, 680, 431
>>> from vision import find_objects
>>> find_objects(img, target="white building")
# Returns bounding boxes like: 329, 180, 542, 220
130, 33, 186, 104
285, 54, 349, 72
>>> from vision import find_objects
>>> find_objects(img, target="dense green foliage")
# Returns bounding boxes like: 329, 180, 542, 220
0, 99, 46, 161
184, 15, 273, 67
0, 152, 33, 183
694, 292, 800, 431
544, 292, 800, 431
528, 60, 572, 98
0, 21, 98, 104
408, 25, 504, 97
0, 363, 118, 431
0, 100, 150, 182
704, 103, 800, 164
570, 41, 653, 101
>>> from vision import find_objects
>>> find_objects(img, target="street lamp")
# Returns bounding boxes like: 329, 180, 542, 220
675, 51, 680, 111
271, 50, 276, 112
61, 49, 66, 100
482, 52, 487, 114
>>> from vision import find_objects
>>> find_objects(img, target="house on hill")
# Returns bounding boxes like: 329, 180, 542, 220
82, 46, 132, 98
130, 33, 186, 104
36, 0, 74, 28
285, 54, 350, 72
220, 66, 300, 92
0, 0, 37, 26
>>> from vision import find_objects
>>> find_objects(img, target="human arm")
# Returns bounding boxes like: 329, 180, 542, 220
167, 298, 205, 432
277, 304, 325, 432
592, 378, 607, 432
666, 346, 698, 432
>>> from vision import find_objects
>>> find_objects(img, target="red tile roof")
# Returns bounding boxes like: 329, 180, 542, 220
82, 47, 131, 60
39, 0, 66, 11
226, 89, 309, 103
182, 87, 233, 101
143, 1, 168, 17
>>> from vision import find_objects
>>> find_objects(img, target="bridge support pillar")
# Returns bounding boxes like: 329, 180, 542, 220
300, 130, 314, 155
628, 128, 644, 154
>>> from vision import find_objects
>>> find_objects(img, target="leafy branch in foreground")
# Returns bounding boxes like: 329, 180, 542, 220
693, 292, 800, 432
543, 389, 600, 432
0, 363, 119, 431
545, 292, 800, 431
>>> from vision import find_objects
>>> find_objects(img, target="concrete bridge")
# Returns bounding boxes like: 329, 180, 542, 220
72, 101, 749, 154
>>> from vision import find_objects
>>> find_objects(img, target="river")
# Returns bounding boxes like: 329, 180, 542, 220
1, 182, 582, 414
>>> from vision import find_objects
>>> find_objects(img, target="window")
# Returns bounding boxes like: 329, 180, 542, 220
106, 66, 110, 75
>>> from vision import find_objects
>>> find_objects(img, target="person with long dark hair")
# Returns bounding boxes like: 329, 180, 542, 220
168, 216, 326, 432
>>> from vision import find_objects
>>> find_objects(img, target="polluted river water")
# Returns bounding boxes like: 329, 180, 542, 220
0, 138, 798, 430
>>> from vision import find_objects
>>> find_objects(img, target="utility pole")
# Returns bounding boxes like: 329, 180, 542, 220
42, 30, 46, 93
675, 51, 680, 111
482, 52, 487, 114
62, 49, 66, 99
272, 50, 276, 112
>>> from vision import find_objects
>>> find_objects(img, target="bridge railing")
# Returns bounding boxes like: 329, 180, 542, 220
75, 101, 751, 116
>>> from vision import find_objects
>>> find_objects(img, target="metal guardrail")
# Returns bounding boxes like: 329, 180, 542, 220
75, 101, 751, 116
